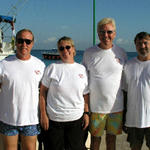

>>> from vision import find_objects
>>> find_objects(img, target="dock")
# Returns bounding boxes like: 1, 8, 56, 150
85, 132, 148, 150
0, 132, 148, 150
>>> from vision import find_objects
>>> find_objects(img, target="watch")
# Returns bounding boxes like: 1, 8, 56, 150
84, 112, 90, 116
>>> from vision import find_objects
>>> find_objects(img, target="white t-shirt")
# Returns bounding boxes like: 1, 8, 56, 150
123, 57, 150, 128
83, 44, 127, 113
0, 55, 45, 126
42, 62, 89, 122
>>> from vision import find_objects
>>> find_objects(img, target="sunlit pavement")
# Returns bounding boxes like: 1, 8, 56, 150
85, 132, 148, 150
0, 133, 148, 150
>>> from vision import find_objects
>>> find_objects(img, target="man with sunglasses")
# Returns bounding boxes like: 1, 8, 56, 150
82, 18, 127, 150
0, 29, 45, 150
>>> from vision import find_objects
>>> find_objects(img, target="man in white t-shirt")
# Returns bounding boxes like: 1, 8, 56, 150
0, 29, 45, 150
123, 32, 150, 150
83, 18, 127, 150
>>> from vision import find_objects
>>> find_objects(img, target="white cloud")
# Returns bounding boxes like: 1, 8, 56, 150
116, 38, 128, 44
60, 25, 69, 30
115, 38, 135, 51
43, 37, 57, 43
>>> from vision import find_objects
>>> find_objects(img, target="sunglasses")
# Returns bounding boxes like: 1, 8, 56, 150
99, 30, 115, 35
59, 45, 71, 51
17, 38, 33, 45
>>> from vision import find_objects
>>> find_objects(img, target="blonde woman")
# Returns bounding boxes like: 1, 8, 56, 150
40, 36, 89, 150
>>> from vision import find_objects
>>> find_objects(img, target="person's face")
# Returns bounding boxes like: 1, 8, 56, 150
16, 31, 34, 60
135, 38, 150, 59
98, 23, 116, 49
58, 40, 75, 63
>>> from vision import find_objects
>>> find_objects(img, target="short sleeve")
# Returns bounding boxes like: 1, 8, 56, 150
41, 66, 52, 88
0, 63, 3, 83
83, 69, 89, 95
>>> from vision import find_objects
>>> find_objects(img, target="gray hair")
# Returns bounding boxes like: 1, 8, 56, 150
16, 29, 34, 41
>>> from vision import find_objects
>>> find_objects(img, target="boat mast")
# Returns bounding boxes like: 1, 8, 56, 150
1, 0, 28, 33
0, 0, 28, 51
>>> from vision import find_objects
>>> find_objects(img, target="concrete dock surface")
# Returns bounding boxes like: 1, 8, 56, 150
0, 132, 149, 150
85, 132, 149, 150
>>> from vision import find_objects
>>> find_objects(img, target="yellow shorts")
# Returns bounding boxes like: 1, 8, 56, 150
89, 112, 123, 137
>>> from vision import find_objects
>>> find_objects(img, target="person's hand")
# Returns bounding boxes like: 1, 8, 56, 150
122, 125, 128, 134
40, 113, 49, 130
82, 114, 89, 130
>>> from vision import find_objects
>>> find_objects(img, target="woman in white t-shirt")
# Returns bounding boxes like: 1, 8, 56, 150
40, 36, 89, 150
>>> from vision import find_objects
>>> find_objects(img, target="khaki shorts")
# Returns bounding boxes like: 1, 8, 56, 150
89, 112, 123, 137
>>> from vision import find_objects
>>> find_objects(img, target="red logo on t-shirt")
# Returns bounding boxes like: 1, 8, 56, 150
34, 70, 41, 75
115, 58, 121, 63
79, 74, 84, 78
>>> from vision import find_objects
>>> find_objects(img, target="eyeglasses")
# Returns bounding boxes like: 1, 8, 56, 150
99, 30, 115, 35
59, 45, 71, 51
17, 38, 33, 45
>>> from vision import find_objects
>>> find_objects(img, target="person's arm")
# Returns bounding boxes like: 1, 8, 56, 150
0, 83, 1, 92
0, 64, 3, 90
121, 64, 128, 132
123, 90, 127, 133
82, 93, 90, 130
39, 83, 49, 130
123, 90, 127, 123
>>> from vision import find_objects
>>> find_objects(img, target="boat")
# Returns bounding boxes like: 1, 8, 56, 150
0, 15, 16, 60
43, 52, 61, 60
42, 49, 61, 60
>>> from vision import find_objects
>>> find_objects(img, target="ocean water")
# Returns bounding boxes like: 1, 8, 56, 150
31, 50, 137, 67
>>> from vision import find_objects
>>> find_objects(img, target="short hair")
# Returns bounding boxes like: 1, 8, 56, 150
97, 17, 116, 33
134, 32, 150, 44
16, 29, 34, 41
57, 36, 74, 47
57, 36, 76, 56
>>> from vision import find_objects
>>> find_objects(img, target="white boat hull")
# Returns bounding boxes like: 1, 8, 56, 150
0, 42, 15, 60
0, 51, 15, 60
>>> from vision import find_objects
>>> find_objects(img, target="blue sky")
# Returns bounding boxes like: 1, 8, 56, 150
1, 0, 150, 51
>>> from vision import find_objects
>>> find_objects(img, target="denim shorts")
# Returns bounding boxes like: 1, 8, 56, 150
0, 121, 40, 136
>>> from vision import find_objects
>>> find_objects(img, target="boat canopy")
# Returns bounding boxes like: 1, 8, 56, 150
0, 15, 15, 30
0, 15, 14, 23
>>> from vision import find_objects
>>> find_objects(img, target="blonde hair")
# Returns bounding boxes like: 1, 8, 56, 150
57, 36, 76, 56
97, 18, 116, 33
